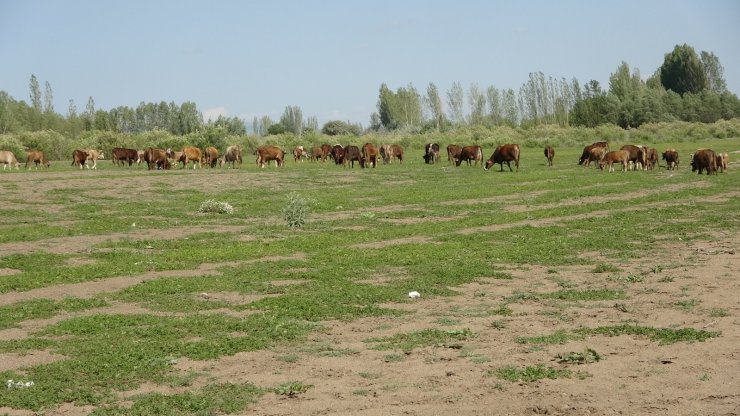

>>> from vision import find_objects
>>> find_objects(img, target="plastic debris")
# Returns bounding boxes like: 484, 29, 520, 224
408, 291, 420, 299
7, 379, 34, 389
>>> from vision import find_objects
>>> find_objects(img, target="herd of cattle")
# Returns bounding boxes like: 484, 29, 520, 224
0, 141, 730, 175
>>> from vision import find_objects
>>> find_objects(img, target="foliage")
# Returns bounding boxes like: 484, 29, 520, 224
367, 328, 474, 352
555, 348, 602, 364
494, 365, 576, 382
321, 120, 361, 136
282, 192, 311, 228
660, 44, 707, 95
197, 200, 234, 215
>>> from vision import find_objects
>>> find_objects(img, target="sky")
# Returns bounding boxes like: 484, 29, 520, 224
1, 0, 739, 129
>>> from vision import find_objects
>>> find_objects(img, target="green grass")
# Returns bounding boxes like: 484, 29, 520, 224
494, 365, 578, 382
366, 328, 474, 352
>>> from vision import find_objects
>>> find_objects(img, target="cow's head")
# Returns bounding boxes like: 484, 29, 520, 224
484, 159, 494, 170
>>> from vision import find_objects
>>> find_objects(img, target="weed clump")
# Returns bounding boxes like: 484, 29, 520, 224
198, 200, 234, 214
283, 192, 311, 228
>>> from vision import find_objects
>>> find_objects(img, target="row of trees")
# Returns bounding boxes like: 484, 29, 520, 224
374, 44, 740, 132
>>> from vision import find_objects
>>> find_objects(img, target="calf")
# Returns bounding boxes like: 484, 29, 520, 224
584, 146, 607, 168
423, 143, 440, 164
293, 146, 307, 163
0, 150, 21, 170
662, 149, 679, 170
361, 143, 379, 168
311, 145, 325, 162
544, 146, 555, 167
447, 144, 462, 165
25, 150, 50, 169
203, 147, 219, 168
599, 150, 629, 172
220, 145, 242, 168
83, 149, 104, 169
455, 145, 483, 167
645, 148, 658, 170
716, 152, 729, 173
484, 144, 520, 172
579, 141, 609, 166
71, 149, 88, 169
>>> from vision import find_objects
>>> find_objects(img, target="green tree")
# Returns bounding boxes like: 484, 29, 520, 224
468, 83, 486, 125
446, 81, 464, 125
486, 86, 502, 125
425, 82, 444, 131
84, 96, 96, 130
700, 51, 727, 94
660, 44, 707, 95
280, 105, 303, 136
322, 120, 360, 136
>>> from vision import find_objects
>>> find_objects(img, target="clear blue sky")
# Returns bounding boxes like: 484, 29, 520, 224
1, 0, 739, 128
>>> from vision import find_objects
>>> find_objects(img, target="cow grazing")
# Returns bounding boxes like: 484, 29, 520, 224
645, 148, 658, 170
389, 144, 404, 164
423, 143, 440, 164
620, 145, 647, 171
111, 147, 138, 167
25, 150, 50, 169
83, 149, 104, 169
380, 144, 403, 164
220, 145, 242, 168
180, 146, 202, 169
447, 144, 462, 165
343, 145, 362, 168
331, 145, 345, 165
579, 141, 609, 166
320, 144, 333, 162
455, 146, 483, 167
691, 149, 717, 175
662, 149, 679, 170
0, 151, 21, 170
256, 145, 285, 168
544, 146, 555, 167
716, 152, 729, 173
203, 147, 219, 168
599, 150, 630, 173
293, 146, 308, 163
166, 149, 186, 169
484, 144, 520, 172
583, 146, 608, 168
311, 146, 325, 162
361, 143, 379, 168
71, 150, 88, 169
143, 148, 170, 170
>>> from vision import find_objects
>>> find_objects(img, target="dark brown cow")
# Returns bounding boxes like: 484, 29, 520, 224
144, 148, 170, 170
256, 145, 285, 168
620, 145, 647, 171
331, 145, 345, 165
71, 149, 88, 169
111, 147, 138, 166
343, 145, 361, 168
716, 152, 729, 173
361, 143, 379, 168
220, 145, 242, 168
691, 149, 717, 175
662, 149, 679, 170
455, 146, 483, 167
203, 147, 219, 168
484, 144, 520, 172
25, 150, 50, 169
423, 143, 440, 164
599, 150, 629, 172
544, 146, 555, 167
447, 144, 462, 165
579, 141, 609, 166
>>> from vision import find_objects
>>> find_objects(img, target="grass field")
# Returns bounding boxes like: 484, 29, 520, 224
0, 139, 738, 415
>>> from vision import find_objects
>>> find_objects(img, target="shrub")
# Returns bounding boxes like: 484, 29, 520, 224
197, 200, 234, 215
282, 192, 311, 228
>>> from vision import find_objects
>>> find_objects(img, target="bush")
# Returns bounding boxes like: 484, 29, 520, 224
282, 192, 311, 228
197, 200, 234, 215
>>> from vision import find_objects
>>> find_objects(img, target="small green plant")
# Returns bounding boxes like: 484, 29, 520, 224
282, 192, 311, 228
658, 276, 676, 283
699, 373, 711, 381
491, 304, 513, 316
435, 317, 460, 326
592, 263, 621, 273
516, 330, 584, 345
555, 348, 602, 364
353, 389, 370, 396
276, 354, 300, 363
674, 299, 699, 311
274, 381, 312, 396
367, 328, 474, 353
708, 308, 729, 317
495, 365, 574, 382
383, 353, 406, 363
197, 199, 234, 214
490, 320, 506, 330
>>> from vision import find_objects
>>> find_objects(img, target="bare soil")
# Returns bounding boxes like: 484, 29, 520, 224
0, 170, 738, 416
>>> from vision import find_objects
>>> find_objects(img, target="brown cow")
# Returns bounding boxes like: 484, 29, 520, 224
455, 146, 483, 167
311, 146, 324, 162
579, 141, 609, 166
423, 143, 440, 164
71, 150, 88, 169
447, 144, 462, 165
343, 145, 362, 168
180, 146, 202, 169
203, 147, 219, 168
220, 145, 242, 168
544, 146, 555, 167
389, 144, 404, 164
331, 145, 345, 165
484, 144, 520, 172
691, 149, 717, 175
83, 149, 104, 169
645, 148, 658, 170
361, 143, 379, 168
25, 150, 50, 169
144, 148, 170, 170
111, 148, 138, 166
320, 144, 332, 162
599, 150, 629, 172
380, 144, 404, 164
256, 145, 285, 168
293, 146, 307, 163
583, 146, 608, 168
716, 152, 729, 173
620, 145, 647, 171
662, 149, 679, 170
0, 151, 21, 170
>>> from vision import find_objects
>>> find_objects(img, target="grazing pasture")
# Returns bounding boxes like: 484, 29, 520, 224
0, 139, 738, 415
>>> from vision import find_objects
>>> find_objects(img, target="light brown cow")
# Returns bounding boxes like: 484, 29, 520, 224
220, 145, 242, 168
181, 146, 202, 169
25, 150, 50, 169
203, 147, 219, 168
0, 150, 21, 170
620, 145, 647, 171
361, 143, 379, 168
662, 149, 679, 170
716, 152, 729, 173
447, 144, 462, 165
83, 149, 104, 169
311, 146, 324, 162
293, 146, 308, 163
599, 150, 629, 172
256, 145, 285, 168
